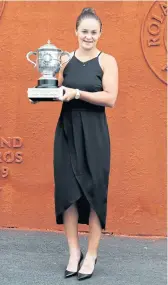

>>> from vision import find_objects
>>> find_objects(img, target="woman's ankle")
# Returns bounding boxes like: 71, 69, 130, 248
85, 251, 97, 260
69, 247, 81, 257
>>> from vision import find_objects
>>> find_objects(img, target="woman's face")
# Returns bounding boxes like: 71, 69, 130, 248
76, 18, 101, 51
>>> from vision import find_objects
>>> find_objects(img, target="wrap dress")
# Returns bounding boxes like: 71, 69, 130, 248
53, 52, 111, 229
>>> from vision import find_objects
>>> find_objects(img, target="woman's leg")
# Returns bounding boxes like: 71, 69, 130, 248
63, 203, 81, 271
78, 208, 102, 274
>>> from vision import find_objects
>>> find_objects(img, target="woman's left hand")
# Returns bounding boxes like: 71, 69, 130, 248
62, 86, 76, 102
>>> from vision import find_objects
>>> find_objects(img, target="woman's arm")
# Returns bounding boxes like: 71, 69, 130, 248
58, 53, 72, 86
57, 58, 66, 87
80, 55, 118, 108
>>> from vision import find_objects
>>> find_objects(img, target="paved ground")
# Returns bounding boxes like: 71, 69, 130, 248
0, 229, 167, 285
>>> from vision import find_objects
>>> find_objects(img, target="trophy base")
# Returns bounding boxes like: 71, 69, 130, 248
27, 86, 64, 102
36, 78, 58, 88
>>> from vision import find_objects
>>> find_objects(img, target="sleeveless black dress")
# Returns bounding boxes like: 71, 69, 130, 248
53, 52, 110, 230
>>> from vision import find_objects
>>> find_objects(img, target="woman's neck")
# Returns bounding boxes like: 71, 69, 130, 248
75, 47, 99, 58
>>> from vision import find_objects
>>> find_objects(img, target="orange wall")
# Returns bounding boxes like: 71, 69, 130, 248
0, 1, 167, 236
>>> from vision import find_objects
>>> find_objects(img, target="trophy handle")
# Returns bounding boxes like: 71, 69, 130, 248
26, 51, 37, 67
60, 51, 72, 67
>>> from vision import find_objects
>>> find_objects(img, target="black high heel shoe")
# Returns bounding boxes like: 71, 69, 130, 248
77, 257, 97, 281
64, 252, 84, 278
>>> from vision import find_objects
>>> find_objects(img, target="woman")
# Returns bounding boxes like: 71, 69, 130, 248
54, 7, 118, 280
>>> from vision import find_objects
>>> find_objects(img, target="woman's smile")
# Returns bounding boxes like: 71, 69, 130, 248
83, 40, 93, 42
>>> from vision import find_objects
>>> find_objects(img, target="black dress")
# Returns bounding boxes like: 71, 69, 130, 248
53, 52, 110, 230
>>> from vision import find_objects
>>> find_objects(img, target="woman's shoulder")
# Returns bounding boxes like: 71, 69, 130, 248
59, 51, 74, 73
99, 52, 118, 71
60, 51, 74, 66
100, 52, 117, 63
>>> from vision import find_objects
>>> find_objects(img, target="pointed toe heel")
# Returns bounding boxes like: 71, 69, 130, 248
64, 252, 84, 278
77, 272, 92, 281
77, 257, 97, 281
65, 269, 77, 278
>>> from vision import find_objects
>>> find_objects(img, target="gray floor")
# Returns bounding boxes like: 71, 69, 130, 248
0, 229, 167, 285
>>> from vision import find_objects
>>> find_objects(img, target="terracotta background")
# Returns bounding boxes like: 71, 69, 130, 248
0, 1, 167, 236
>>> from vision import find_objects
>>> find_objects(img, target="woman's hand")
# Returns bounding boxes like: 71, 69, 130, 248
62, 86, 76, 102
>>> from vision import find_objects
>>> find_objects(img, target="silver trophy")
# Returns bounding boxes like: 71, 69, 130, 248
26, 40, 71, 102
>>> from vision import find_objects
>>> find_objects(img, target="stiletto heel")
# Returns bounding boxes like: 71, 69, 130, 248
77, 257, 97, 281
64, 252, 84, 278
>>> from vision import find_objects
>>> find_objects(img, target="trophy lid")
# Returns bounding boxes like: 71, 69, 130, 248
38, 40, 61, 51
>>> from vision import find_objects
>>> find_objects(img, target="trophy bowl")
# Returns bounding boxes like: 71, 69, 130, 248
26, 40, 71, 102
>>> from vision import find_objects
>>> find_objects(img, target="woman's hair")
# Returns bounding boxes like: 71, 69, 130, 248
76, 7, 102, 32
